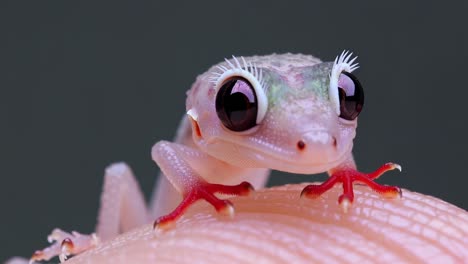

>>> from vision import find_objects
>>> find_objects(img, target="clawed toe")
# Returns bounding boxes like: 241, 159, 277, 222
30, 229, 99, 263
338, 195, 352, 213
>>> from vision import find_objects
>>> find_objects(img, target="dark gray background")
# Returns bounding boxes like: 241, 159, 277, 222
1, 0, 467, 261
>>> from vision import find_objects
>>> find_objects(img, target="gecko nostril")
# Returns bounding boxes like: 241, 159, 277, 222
297, 140, 306, 151
333, 137, 337, 148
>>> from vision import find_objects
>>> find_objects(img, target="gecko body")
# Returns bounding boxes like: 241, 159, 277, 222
30, 51, 401, 263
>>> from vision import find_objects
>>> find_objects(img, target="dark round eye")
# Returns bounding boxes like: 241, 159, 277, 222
337, 72, 364, 120
215, 76, 258, 132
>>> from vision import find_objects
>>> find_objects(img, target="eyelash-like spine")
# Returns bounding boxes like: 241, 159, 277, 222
331, 50, 359, 76
208, 56, 265, 89
329, 50, 360, 115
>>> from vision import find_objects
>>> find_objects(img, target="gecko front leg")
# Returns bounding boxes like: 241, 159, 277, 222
151, 141, 254, 230
301, 155, 402, 212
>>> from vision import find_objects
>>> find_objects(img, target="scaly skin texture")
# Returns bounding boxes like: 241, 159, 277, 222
26, 52, 402, 263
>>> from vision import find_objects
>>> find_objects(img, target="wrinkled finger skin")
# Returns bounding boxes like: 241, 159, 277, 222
63, 184, 467, 264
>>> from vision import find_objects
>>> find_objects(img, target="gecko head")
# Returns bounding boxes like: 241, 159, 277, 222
187, 52, 364, 174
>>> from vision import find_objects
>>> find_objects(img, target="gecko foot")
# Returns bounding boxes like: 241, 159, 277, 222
301, 163, 402, 213
29, 229, 99, 263
154, 181, 254, 231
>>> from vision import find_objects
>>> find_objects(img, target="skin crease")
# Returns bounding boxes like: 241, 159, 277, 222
7, 184, 467, 264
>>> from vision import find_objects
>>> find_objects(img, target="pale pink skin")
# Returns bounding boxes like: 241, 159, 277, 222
14, 53, 442, 263
9, 184, 468, 263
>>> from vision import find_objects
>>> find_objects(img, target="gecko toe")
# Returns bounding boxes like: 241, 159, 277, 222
153, 217, 177, 231
338, 195, 353, 213
217, 200, 235, 218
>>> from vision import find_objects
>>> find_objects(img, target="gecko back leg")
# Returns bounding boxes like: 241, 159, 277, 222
30, 163, 149, 263
96, 163, 148, 240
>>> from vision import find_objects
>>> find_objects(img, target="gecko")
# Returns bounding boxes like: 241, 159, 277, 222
29, 51, 402, 263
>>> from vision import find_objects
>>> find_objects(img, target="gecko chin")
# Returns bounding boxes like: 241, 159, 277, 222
263, 135, 352, 174
251, 145, 350, 174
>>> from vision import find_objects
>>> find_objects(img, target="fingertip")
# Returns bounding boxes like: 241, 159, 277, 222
66, 184, 468, 264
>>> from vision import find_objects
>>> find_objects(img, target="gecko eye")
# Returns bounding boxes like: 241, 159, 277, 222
337, 72, 364, 120
216, 76, 259, 132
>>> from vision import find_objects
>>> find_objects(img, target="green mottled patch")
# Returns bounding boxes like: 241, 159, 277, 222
301, 62, 333, 100
264, 62, 333, 106
264, 70, 287, 106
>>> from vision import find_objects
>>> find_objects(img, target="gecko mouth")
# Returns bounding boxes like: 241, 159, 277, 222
211, 133, 352, 174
